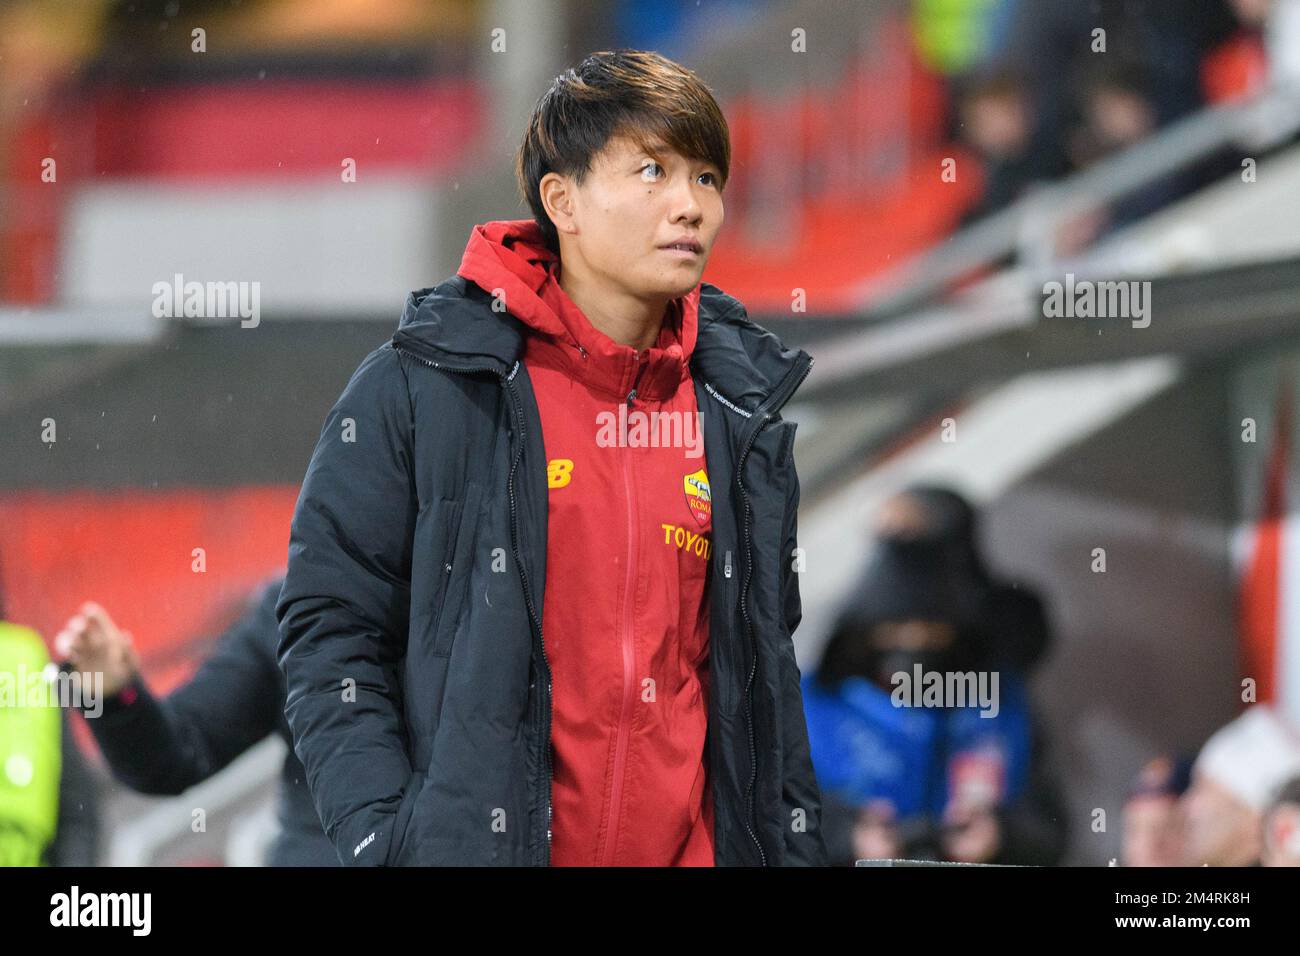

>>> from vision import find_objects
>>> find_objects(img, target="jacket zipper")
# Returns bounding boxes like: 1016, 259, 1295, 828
730, 351, 814, 867
600, 351, 648, 865
733, 420, 768, 867
393, 343, 555, 865
603, 417, 637, 865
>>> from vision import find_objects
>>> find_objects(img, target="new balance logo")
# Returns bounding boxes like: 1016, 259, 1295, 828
548, 459, 574, 488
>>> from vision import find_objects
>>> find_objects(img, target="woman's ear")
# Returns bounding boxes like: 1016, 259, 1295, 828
539, 172, 577, 239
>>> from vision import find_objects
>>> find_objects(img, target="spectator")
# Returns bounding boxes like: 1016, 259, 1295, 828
804, 498, 1066, 866
956, 68, 1060, 224
1067, 64, 1194, 235
871, 484, 1053, 672
55, 577, 337, 866
0, 611, 100, 866
1180, 704, 1300, 866
1071, 66, 1159, 165
997, 0, 1234, 179
1121, 754, 1192, 867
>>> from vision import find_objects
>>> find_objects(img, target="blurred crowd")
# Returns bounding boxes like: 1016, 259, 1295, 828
805, 484, 1300, 867
937, 0, 1300, 239
1122, 711, 1300, 867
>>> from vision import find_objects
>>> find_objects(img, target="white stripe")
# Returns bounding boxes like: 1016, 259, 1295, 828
1279, 514, 1300, 726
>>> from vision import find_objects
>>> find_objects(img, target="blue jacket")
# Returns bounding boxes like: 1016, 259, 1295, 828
801, 669, 1031, 820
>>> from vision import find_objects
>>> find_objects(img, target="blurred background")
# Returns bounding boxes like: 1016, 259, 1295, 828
3, 0, 1300, 867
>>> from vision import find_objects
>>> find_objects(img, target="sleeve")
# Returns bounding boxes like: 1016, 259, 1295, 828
81, 582, 282, 794
775, 425, 828, 866
45, 709, 102, 867
275, 343, 421, 867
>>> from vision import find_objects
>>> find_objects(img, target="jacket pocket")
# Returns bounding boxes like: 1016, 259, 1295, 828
716, 548, 744, 718
432, 481, 484, 658
383, 769, 426, 866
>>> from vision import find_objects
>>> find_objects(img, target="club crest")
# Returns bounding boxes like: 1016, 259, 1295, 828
684, 468, 711, 527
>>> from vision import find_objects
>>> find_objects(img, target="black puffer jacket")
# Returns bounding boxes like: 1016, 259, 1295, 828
276, 277, 825, 866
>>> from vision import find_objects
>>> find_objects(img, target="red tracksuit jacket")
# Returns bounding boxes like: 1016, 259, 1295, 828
458, 219, 715, 866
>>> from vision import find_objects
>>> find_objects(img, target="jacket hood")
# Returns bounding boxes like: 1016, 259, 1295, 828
391, 220, 814, 416
454, 219, 566, 339
456, 219, 697, 403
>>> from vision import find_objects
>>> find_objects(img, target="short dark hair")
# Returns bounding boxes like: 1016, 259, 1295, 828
1079, 61, 1151, 104
515, 49, 731, 256
957, 66, 1028, 108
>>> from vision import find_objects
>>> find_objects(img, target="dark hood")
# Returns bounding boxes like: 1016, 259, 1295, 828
814, 535, 991, 688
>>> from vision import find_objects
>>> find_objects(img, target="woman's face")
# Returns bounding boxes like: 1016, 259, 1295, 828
542, 132, 725, 302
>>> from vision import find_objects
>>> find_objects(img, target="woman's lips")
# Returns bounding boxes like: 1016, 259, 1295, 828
659, 244, 701, 258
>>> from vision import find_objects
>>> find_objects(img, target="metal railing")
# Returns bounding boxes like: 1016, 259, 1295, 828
855, 83, 1300, 316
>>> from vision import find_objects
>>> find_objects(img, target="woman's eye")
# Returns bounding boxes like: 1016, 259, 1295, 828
641, 162, 663, 180
699, 171, 718, 187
